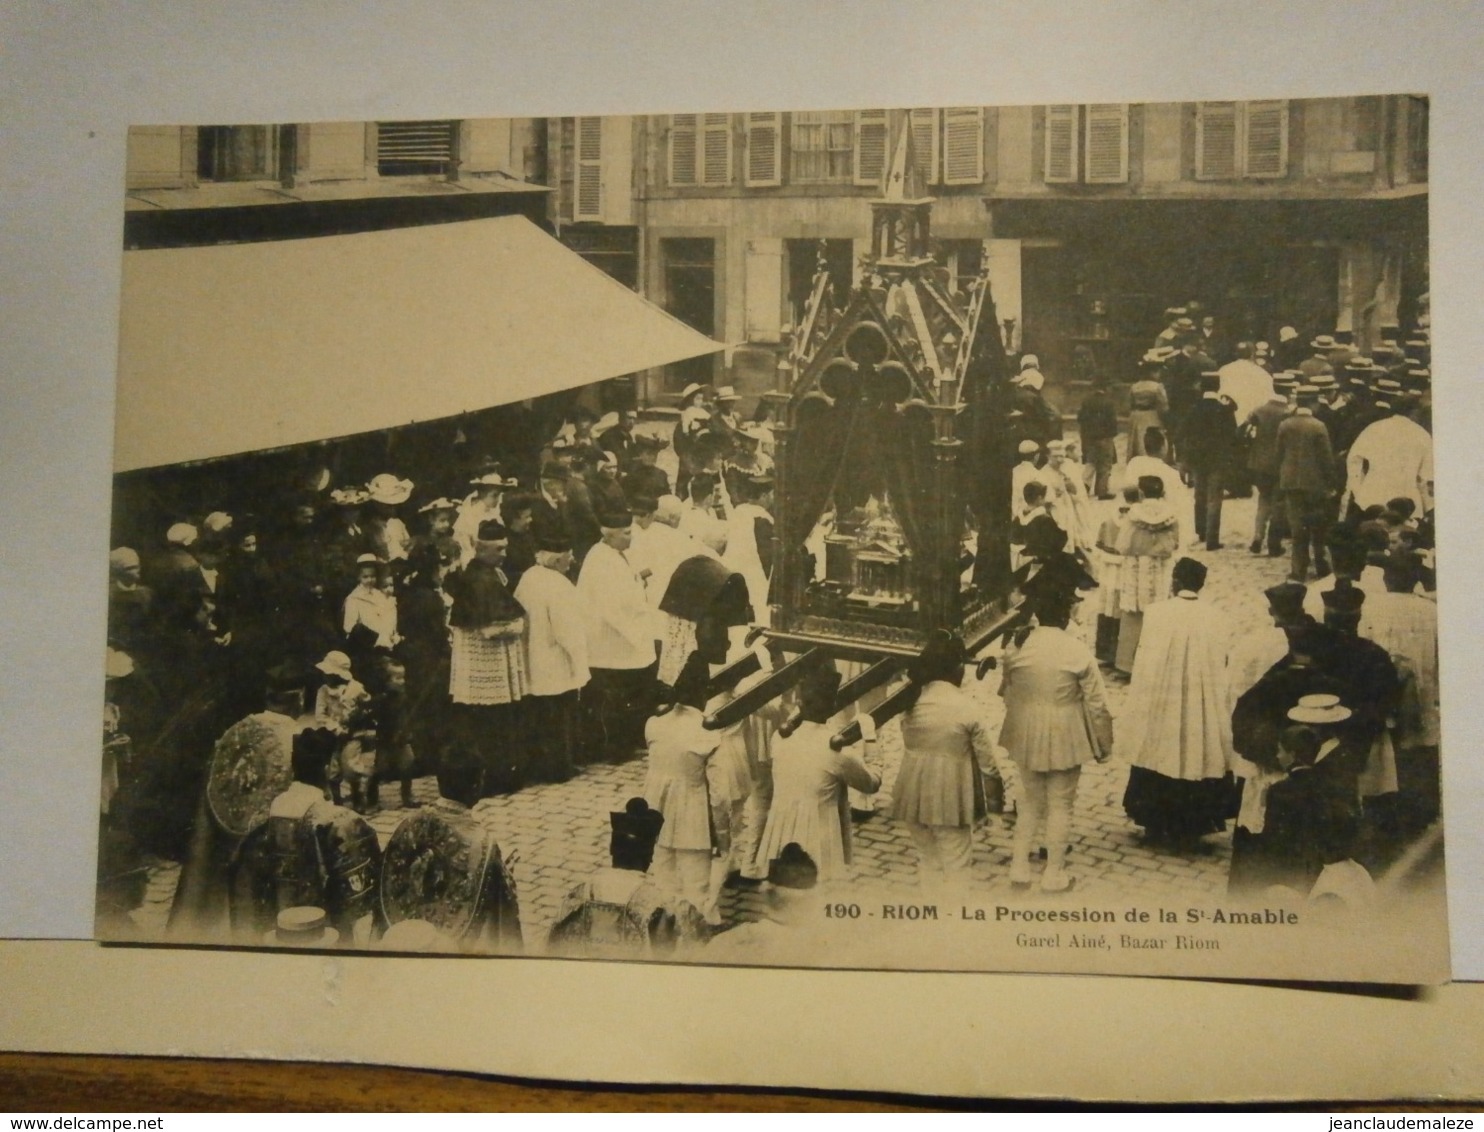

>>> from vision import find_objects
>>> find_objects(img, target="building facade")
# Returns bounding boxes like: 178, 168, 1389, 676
122, 99, 1430, 410
124, 119, 550, 248
621, 97, 1428, 406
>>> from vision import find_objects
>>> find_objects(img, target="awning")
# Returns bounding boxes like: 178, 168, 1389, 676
113, 215, 724, 472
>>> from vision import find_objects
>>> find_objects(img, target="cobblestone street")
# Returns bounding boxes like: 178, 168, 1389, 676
131, 486, 1297, 946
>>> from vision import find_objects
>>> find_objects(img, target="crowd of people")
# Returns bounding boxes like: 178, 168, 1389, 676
998, 301, 1439, 903
98, 297, 1441, 954
98, 389, 779, 938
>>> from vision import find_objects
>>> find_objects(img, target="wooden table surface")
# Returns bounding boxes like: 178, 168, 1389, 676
3, 1053, 1479, 1112
0, 1054, 953, 1112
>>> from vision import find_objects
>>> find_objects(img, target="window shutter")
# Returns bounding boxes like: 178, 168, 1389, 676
1042, 105, 1078, 183
376, 120, 457, 173
853, 109, 889, 186
1083, 103, 1129, 183
1196, 101, 1239, 180
574, 115, 603, 221
942, 106, 984, 185
745, 111, 782, 186
701, 112, 732, 185
1242, 99, 1288, 178
669, 114, 698, 186
910, 107, 941, 184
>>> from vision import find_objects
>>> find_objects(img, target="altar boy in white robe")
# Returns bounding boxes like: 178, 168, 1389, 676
1117, 557, 1237, 847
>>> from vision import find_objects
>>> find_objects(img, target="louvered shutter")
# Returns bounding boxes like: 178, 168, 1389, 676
1242, 99, 1288, 178
1196, 102, 1239, 180
853, 109, 889, 186
1043, 105, 1078, 183
701, 113, 732, 185
745, 111, 782, 186
942, 106, 984, 185
574, 116, 603, 221
669, 114, 698, 185
1084, 103, 1129, 183
910, 108, 941, 184
376, 120, 456, 173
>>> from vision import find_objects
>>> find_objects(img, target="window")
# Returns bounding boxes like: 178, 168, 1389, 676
1042, 104, 1127, 184
1407, 95, 1429, 182
941, 107, 984, 185
854, 108, 952, 187
197, 125, 281, 182
910, 108, 942, 185
669, 113, 732, 186
1084, 104, 1129, 183
854, 110, 889, 186
574, 116, 603, 221
933, 239, 984, 295
791, 110, 854, 184
1196, 100, 1289, 180
745, 112, 782, 186
786, 238, 854, 321
376, 120, 457, 176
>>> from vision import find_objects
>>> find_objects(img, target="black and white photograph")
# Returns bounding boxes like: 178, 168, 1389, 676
96, 97, 1446, 983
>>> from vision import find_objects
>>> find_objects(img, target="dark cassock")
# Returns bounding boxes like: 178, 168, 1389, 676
443, 521, 530, 795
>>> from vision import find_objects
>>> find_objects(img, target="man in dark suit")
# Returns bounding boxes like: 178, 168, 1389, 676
1161, 341, 1216, 463
1076, 375, 1119, 500
1178, 372, 1239, 550
1276, 385, 1339, 582
1244, 382, 1292, 556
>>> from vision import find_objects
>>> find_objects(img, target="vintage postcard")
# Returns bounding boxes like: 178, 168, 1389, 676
98, 97, 1446, 984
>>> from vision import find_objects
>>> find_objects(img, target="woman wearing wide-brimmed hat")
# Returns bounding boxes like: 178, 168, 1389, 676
673, 382, 711, 498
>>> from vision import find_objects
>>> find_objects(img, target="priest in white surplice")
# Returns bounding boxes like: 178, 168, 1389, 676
1118, 557, 1237, 847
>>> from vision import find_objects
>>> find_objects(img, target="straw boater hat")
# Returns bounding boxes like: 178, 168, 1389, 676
1143, 345, 1177, 365
469, 470, 517, 488
418, 497, 459, 514
366, 474, 413, 505
165, 521, 198, 547
1287, 693, 1351, 726
1307, 372, 1337, 390
713, 385, 740, 402
105, 647, 135, 680
266, 906, 339, 948
355, 552, 384, 571
680, 382, 706, 404
378, 918, 457, 954
1173, 317, 1195, 332
1310, 334, 1339, 351
1017, 439, 1040, 457
315, 650, 354, 682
